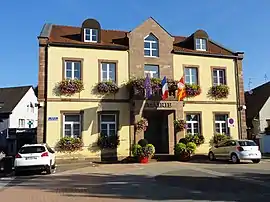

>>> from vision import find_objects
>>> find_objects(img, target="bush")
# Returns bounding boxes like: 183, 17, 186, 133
56, 137, 84, 152
138, 139, 148, 147
179, 134, 205, 146
209, 133, 231, 146
174, 143, 187, 155
131, 144, 142, 157
97, 133, 120, 149
186, 142, 196, 154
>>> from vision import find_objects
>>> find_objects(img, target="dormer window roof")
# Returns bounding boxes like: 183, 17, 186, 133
195, 38, 207, 51
84, 28, 98, 42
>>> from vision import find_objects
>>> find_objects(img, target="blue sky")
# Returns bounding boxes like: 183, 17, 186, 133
0, 0, 269, 90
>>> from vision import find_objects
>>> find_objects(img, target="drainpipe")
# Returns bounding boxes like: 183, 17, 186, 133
234, 57, 242, 139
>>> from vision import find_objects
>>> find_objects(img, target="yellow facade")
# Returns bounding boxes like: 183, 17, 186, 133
45, 46, 239, 158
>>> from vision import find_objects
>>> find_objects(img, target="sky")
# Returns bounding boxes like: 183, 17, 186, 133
0, 0, 269, 90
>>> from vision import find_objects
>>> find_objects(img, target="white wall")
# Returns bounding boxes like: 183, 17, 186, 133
259, 97, 270, 132
9, 88, 38, 128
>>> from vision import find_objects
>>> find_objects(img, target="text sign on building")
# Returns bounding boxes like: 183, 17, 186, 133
144, 101, 172, 109
227, 118, 235, 127
48, 117, 58, 121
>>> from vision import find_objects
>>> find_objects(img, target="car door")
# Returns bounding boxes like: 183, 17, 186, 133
214, 141, 228, 159
221, 140, 237, 160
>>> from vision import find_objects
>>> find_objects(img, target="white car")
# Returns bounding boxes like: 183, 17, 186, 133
208, 139, 261, 164
14, 144, 56, 174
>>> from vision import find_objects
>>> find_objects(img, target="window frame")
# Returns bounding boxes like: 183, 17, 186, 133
18, 119, 25, 128
214, 113, 229, 135
98, 60, 118, 84
62, 113, 82, 138
100, 62, 116, 82
144, 34, 159, 57
62, 58, 83, 80
184, 66, 199, 85
195, 38, 207, 51
185, 113, 202, 136
98, 111, 119, 137
144, 64, 160, 78
84, 28, 98, 42
212, 67, 227, 86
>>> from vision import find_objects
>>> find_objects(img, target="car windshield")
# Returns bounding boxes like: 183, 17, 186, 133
19, 146, 46, 154
238, 141, 257, 146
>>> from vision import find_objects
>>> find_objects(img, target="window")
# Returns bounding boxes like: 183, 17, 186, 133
101, 62, 116, 82
84, 28, 98, 42
195, 38, 207, 51
19, 146, 46, 154
186, 114, 201, 135
214, 114, 229, 135
100, 113, 117, 136
18, 119, 25, 128
184, 67, 198, 84
238, 140, 257, 146
65, 61, 81, 80
144, 34, 159, 57
213, 68, 226, 85
144, 65, 159, 78
63, 114, 81, 138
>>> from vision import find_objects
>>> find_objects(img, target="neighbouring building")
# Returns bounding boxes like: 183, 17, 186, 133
0, 86, 38, 155
37, 17, 246, 159
245, 81, 270, 136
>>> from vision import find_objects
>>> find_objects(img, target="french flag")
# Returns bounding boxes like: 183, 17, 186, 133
161, 76, 169, 100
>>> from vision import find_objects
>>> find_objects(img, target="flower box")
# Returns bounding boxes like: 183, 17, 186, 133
57, 79, 84, 96
185, 84, 201, 97
208, 85, 229, 99
174, 119, 186, 132
95, 81, 119, 94
135, 117, 148, 133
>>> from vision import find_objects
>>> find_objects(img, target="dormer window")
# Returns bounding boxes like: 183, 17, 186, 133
84, 28, 98, 42
195, 38, 207, 51
144, 34, 159, 57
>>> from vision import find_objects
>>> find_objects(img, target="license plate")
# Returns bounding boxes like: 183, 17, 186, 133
26, 157, 37, 160
249, 153, 256, 156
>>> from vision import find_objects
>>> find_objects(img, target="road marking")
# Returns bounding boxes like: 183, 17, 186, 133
0, 177, 15, 189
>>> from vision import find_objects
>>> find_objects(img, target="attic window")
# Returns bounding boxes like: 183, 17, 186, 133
84, 28, 98, 42
195, 38, 206, 51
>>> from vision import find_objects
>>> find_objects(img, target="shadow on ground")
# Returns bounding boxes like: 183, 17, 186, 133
5, 171, 270, 201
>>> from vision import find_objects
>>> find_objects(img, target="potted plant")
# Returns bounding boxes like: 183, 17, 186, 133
57, 79, 84, 96
174, 142, 196, 161
135, 117, 148, 133
56, 137, 84, 152
208, 85, 229, 99
131, 142, 155, 163
95, 81, 119, 94
185, 84, 201, 97
183, 133, 205, 146
174, 119, 186, 132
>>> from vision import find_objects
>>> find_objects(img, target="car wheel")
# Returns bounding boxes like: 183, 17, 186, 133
45, 165, 52, 174
208, 152, 216, 161
231, 153, 240, 164
252, 159, 260, 164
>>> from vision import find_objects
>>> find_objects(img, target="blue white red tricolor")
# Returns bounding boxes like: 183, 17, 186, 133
161, 76, 169, 100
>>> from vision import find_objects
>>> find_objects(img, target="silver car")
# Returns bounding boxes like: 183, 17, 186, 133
208, 139, 262, 164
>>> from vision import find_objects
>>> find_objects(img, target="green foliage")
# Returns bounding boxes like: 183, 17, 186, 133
185, 84, 201, 97
174, 143, 187, 155
208, 85, 229, 99
174, 119, 186, 132
57, 79, 84, 96
97, 133, 120, 149
209, 133, 231, 146
186, 142, 196, 154
56, 137, 83, 152
131, 143, 155, 158
179, 134, 205, 146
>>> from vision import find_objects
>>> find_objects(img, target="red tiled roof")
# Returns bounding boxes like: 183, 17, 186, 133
48, 25, 235, 56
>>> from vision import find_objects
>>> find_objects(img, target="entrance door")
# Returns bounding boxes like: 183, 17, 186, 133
143, 111, 169, 154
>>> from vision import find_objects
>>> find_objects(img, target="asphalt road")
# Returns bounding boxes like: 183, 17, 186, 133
1, 160, 270, 201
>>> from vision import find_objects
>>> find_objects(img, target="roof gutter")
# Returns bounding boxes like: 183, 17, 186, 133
173, 50, 243, 59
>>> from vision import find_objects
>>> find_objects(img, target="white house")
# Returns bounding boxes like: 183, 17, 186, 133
0, 86, 38, 152
245, 81, 270, 136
